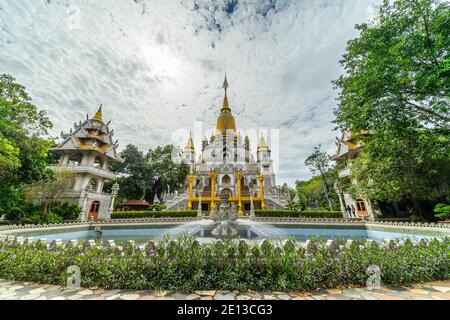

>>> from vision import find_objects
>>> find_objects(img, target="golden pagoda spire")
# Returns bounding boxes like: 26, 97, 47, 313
216, 74, 236, 134
185, 132, 195, 152
92, 104, 103, 121
257, 134, 270, 152
221, 73, 230, 111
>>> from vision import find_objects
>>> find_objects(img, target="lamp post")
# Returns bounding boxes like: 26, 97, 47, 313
81, 184, 93, 221
108, 182, 120, 218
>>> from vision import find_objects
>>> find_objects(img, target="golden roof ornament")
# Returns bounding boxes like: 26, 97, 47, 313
216, 73, 236, 135
185, 132, 195, 152
257, 135, 270, 152
92, 104, 103, 122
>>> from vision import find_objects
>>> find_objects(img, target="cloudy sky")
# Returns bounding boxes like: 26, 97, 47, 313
0, 0, 380, 186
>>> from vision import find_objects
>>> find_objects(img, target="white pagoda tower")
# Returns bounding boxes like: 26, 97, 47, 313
50, 106, 123, 220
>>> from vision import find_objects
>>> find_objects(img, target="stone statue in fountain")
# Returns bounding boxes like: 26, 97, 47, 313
210, 194, 238, 238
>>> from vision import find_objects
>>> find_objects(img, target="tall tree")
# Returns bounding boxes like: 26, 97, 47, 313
333, 0, 450, 214
304, 145, 334, 211
0, 74, 53, 212
110, 144, 189, 203
22, 169, 74, 213
334, 0, 449, 130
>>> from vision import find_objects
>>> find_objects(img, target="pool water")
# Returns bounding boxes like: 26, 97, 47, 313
10, 221, 449, 244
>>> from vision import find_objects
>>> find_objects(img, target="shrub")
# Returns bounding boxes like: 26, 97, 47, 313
112, 210, 197, 219
0, 236, 448, 291
43, 213, 64, 224
4, 207, 24, 221
255, 210, 342, 218
149, 203, 167, 211
50, 202, 81, 220
434, 204, 450, 221
20, 218, 33, 225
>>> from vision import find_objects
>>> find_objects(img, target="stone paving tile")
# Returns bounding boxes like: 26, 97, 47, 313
194, 290, 216, 296
29, 288, 47, 295
326, 288, 342, 295
100, 289, 122, 297
247, 292, 263, 299
409, 289, 431, 295
41, 289, 69, 299
20, 294, 41, 300
214, 292, 235, 300
78, 289, 94, 295
170, 293, 189, 300
236, 295, 252, 300
155, 296, 175, 300
120, 294, 141, 300
138, 295, 156, 300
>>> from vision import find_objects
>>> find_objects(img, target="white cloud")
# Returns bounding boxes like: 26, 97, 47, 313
0, 0, 381, 186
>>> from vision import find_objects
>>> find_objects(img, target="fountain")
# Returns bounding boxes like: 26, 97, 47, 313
210, 193, 238, 238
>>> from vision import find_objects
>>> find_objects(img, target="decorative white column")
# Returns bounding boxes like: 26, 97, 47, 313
249, 181, 255, 220
108, 182, 120, 218
197, 181, 203, 218
80, 184, 93, 221
334, 181, 347, 218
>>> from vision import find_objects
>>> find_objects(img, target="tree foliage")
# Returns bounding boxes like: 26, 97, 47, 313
0, 74, 53, 212
334, 0, 449, 130
110, 144, 189, 203
333, 0, 450, 208
304, 145, 334, 210
22, 169, 75, 213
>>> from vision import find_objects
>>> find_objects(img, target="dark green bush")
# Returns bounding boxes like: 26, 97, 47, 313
112, 210, 197, 219
50, 202, 81, 220
434, 203, 450, 220
255, 210, 342, 218
0, 236, 448, 291
4, 207, 24, 221
43, 213, 64, 224
20, 218, 33, 225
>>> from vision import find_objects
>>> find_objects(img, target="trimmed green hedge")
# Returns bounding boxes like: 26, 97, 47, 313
112, 210, 342, 219
255, 210, 343, 218
111, 210, 197, 219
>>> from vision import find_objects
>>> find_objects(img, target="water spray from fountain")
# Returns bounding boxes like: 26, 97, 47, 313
210, 193, 238, 238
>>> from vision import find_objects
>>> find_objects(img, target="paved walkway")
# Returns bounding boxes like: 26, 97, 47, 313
0, 280, 450, 300
0, 279, 449, 300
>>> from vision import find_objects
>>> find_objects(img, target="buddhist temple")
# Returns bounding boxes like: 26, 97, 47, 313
165, 76, 289, 214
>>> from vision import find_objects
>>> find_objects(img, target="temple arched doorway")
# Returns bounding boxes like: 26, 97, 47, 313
89, 201, 100, 220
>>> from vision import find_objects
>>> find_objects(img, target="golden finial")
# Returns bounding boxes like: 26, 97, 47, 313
221, 73, 230, 111
257, 135, 270, 152
93, 104, 103, 121
185, 132, 195, 152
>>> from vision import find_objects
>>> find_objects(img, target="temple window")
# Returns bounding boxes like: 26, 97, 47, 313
222, 175, 231, 184
94, 157, 103, 169
68, 152, 83, 166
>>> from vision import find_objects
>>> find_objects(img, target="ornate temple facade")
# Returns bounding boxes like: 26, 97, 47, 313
165, 77, 289, 214
50, 107, 123, 220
